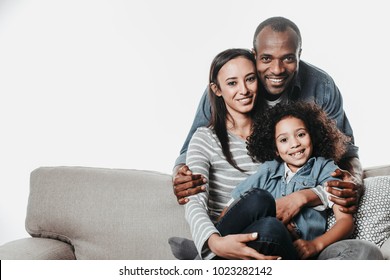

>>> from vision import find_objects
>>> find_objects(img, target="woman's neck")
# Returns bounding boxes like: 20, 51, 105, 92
226, 113, 253, 140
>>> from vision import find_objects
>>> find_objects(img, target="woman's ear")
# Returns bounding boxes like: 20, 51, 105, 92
210, 83, 222, 97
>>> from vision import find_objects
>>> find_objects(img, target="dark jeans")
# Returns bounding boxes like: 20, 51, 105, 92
215, 188, 298, 260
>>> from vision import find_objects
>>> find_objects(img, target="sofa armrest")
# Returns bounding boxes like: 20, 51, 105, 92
0, 238, 75, 260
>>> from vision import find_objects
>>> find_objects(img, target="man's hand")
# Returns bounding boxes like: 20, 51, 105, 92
172, 164, 206, 205
325, 168, 363, 214
208, 233, 281, 260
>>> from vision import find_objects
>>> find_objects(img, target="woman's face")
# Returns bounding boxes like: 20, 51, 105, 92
214, 57, 258, 117
275, 116, 313, 173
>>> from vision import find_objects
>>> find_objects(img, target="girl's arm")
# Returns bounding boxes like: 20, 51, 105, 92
293, 205, 354, 259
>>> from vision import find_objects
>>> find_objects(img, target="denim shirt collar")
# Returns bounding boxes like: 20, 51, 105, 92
270, 157, 317, 180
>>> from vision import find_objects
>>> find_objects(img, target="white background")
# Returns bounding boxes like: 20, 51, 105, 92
0, 0, 389, 245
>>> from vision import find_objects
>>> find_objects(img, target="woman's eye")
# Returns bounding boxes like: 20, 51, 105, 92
227, 81, 237, 86
247, 76, 256, 82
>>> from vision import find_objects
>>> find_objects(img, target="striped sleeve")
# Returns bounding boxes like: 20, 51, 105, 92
184, 128, 218, 259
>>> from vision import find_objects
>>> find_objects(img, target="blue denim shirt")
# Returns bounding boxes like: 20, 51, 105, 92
175, 60, 359, 166
231, 157, 340, 241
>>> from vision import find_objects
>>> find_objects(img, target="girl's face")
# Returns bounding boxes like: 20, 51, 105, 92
275, 116, 313, 173
213, 57, 258, 117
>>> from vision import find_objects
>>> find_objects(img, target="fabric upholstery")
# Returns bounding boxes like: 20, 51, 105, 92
24, 167, 191, 259
327, 175, 390, 247
0, 165, 389, 260
0, 238, 75, 260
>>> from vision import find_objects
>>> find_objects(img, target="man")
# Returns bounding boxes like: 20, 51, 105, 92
172, 17, 383, 259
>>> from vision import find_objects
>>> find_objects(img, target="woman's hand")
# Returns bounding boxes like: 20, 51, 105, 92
207, 233, 280, 260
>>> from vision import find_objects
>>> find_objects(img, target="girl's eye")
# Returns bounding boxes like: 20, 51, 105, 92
279, 138, 287, 143
298, 132, 306, 138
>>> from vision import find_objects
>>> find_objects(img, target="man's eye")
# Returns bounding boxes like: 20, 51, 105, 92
260, 57, 271, 63
284, 56, 297, 63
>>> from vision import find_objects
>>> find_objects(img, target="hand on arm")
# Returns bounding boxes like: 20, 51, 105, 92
325, 157, 363, 214
276, 189, 322, 224
172, 164, 206, 205
207, 233, 280, 260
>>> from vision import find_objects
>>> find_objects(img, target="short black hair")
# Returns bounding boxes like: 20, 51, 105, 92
253, 16, 302, 51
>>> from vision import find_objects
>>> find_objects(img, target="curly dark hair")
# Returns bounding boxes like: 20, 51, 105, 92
247, 101, 350, 163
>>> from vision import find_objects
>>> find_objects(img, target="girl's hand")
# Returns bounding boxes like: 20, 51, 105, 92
208, 233, 280, 260
275, 193, 303, 224
293, 239, 321, 259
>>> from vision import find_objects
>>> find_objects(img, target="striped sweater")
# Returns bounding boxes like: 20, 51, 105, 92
184, 127, 260, 259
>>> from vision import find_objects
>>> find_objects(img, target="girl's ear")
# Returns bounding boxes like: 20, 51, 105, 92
210, 83, 222, 97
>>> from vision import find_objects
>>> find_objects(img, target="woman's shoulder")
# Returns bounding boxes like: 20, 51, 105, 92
191, 127, 218, 145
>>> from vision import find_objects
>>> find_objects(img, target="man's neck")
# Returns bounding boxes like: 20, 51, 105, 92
265, 91, 283, 101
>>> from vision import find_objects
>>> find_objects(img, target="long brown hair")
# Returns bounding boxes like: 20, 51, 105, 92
208, 48, 265, 171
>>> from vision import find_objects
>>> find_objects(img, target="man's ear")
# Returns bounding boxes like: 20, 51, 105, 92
252, 48, 257, 60
210, 83, 221, 97
298, 48, 302, 58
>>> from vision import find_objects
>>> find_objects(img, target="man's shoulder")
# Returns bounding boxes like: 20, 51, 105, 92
299, 60, 334, 82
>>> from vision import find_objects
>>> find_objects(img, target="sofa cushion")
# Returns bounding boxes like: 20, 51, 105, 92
327, 175, 390, 247
25, 166, 191, 259
0, 238, 75, 260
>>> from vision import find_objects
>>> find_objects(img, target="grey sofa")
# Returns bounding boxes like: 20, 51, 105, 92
0, 165, 389, 260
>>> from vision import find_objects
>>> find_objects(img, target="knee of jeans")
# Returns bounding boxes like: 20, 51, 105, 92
243, 189, 275, 207
246, 217, 291, 242
248, 217, 283, 233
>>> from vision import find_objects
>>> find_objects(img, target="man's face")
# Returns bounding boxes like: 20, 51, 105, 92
254, 26, 301, 96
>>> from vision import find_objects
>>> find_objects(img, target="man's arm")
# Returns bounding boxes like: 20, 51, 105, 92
318, 77, 362, 214
326, 157, 363, 214
173, 89, 211, 204
174, 88, 211, 167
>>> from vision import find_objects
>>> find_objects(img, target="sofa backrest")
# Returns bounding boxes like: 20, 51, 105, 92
25, 166, 191, 259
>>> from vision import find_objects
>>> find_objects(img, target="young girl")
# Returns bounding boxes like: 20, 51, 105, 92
225, 101, 355, 259
185, 49, 305, 260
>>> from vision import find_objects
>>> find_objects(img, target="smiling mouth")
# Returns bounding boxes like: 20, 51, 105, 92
267, 77, 286, 85
289, 150, 305, 158
237, 96, 253, 102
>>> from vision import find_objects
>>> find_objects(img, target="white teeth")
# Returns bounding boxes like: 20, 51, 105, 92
269, 78, 283, 83
291, 151, 303, 157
